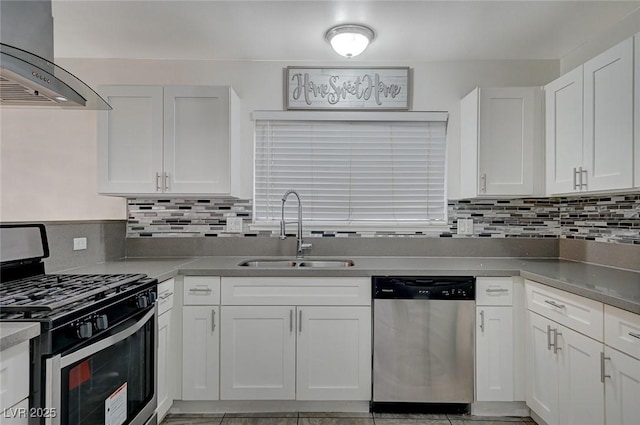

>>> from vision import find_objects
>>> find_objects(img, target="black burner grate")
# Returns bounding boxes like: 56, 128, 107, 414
0, 274, 147, 315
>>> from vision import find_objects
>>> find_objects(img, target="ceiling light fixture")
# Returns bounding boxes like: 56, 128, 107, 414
325, 24, 375, 59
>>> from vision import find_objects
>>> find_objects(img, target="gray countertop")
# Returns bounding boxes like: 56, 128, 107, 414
61, 256, 640, 314
0, 322, 40, 351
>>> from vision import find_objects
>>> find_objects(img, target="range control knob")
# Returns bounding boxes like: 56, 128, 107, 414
148, 292, 157, 304
94, 315, 108, 331
136, 295, 149, 309
77, 322, 93, 339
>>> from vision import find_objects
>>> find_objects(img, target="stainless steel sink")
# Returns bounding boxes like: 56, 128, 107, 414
238, 259, 354, 268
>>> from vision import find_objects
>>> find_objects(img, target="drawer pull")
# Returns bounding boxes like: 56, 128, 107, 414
629, 332, 640, 340
189, 288, 212, 293
159, 292, 174, 300
486, 288, 509, 293
545, 300, 565, 309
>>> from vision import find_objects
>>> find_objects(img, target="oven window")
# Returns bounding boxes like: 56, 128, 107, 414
60, 315, 154, 425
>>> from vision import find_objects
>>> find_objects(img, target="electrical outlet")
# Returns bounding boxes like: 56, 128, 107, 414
73, 237, 87, 251
226, 217, 244, 233
457, 219, 474, 235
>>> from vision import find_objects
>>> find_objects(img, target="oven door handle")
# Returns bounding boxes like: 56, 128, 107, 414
60, 307, 155, 368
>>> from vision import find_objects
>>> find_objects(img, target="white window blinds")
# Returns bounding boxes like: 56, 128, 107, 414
254, 113, 447, 226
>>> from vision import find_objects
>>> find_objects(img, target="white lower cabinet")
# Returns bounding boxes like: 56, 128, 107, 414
604, 346, 640, 425
219, 276, 371, 402
476, 306, 514, 401
526, 311, 604, 425
182, 306, 220, 400
156, 279, 175, 421
181, 276, 221, 401
220, 306, 296, 400
604, 305, 640, 425
296, 306, 371, 401
219, 304, 371, 401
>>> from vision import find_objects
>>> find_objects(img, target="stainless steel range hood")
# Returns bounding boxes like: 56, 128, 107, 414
0, 0, 111, 110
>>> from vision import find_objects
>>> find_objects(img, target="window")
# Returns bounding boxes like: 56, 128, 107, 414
253, 111, 448, 228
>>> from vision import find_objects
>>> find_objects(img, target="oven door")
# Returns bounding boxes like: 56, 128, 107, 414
44, 307, 157, 425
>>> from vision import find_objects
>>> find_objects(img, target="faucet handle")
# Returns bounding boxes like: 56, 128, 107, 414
300, 242, 313, 251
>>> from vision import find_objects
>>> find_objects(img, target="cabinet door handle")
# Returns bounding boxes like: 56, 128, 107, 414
573, 167, 579, 190
600, 352, 611, 383
159, 291, 174, 300
580, 168, 588, 190
545, 300, 565, 309
486, 288, 509, 293
479, 310, 485, 332
189, 287, 212, 293
629, 332, 640, 340
156, 172, 162, 192
164, 172, 170, 191
547, 325, 553, 351
481, 173, 487, 193
299, 310, 302, 333
211, 309, 216, 333
289, 309, 293, 333
553, 329, 562, 354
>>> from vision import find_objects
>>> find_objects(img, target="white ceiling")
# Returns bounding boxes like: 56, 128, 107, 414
51, 0, 640, 62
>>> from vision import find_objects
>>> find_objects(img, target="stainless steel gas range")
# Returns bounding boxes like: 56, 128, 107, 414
0, 224, 158, 425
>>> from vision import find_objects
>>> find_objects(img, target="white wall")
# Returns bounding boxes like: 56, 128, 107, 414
561, 7, 640, 73
0, 58, 558, 221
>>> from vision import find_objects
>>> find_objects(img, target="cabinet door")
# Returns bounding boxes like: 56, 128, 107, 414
557, 324, 605, 425
164, 86, 231, 194
97, 85, 164, 194
182, 306, 220, 400
220, 306, 295, 400
583, 38, 634, 192
476, 306, 514, 401
526, 311, 559, 425
545, 67, 583, 195
157, 310, 172, 421
478, 87, 540, 196
604, 346, 640, 425
296, 306, 371, 401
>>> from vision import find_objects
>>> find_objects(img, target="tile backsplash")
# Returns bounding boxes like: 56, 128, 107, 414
127, 194, 640, 245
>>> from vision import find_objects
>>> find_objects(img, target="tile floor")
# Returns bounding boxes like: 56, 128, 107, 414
161, 412, 537, 425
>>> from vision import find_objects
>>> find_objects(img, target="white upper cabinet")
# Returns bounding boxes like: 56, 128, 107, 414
583, 38, 634, 192
97, 86, 164, 194
98, 85, 241, 196
545, 37, 634, 195
460, 87, 544, 198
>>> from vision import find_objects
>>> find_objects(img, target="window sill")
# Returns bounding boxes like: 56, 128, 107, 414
250, 222, 451, 234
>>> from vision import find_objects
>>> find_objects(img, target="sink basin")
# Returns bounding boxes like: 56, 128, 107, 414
238, 259, 354, 268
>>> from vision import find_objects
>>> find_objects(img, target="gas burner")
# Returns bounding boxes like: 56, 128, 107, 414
0, 273, 149, 318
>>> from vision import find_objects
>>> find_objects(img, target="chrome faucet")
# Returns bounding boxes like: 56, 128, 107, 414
280, 190, 312, 258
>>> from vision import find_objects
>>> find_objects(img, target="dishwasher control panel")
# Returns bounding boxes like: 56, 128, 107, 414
373, 276, 475, 300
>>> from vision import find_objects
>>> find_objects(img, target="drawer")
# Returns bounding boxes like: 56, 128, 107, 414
157, 278, 175, 315
525, 279, 603, 341
0, 341, 29, 409
476, 277, 513, 306
221, 277, 371, 306
605, 304, 640, 359
184, 276, 221, 305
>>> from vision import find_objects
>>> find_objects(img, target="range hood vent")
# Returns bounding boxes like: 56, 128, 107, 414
0, 1, 111, 110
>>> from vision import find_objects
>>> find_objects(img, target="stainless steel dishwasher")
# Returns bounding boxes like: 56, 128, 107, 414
372, 276, 475, 412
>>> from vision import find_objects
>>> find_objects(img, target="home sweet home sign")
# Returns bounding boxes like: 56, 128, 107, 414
285, 67, 411, 110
